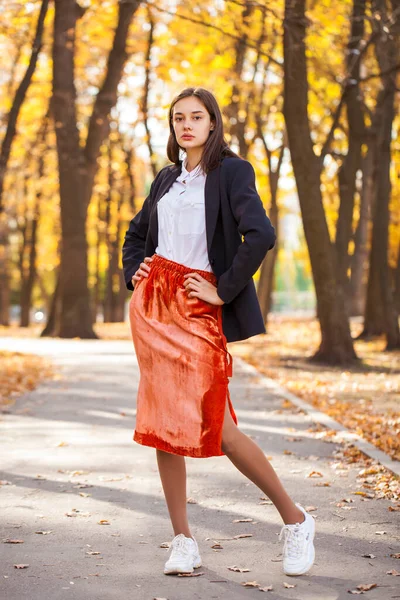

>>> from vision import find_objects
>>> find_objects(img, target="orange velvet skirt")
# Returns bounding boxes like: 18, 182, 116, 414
129, 253, 237, 458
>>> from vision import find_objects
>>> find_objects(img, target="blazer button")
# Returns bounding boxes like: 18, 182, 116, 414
210, 258, 215, 265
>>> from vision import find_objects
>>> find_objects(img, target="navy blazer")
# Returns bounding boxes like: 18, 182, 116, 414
122, 156, 276, 342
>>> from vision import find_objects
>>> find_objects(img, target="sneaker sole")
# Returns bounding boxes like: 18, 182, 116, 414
164, 557, 202, 575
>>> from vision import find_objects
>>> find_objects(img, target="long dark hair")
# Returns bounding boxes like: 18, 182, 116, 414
166, 87, 240, 173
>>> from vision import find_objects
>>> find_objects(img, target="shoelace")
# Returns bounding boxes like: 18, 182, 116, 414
170, 535, 193, 558
279, 523, 304, 559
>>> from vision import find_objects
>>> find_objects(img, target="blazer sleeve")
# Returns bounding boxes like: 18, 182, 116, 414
122, 170, 162, 291
216, 160, 276, 305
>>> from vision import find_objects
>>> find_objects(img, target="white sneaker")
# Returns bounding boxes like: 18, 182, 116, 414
279, 503, 315, 576
163, 533, 202, 575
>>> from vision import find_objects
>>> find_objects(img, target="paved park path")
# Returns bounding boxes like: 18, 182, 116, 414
0, 338, 399, 600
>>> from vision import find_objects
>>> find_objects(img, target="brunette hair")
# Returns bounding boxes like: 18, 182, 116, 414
166, 87, 239, 173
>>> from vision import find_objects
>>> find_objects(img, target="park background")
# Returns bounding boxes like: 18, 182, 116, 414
0, 0, 399, 468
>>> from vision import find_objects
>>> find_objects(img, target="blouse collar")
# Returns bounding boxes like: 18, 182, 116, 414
178, 157, 204, 182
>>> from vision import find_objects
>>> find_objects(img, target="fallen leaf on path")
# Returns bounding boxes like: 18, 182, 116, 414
241, 581, 259, 587
307, 471, 323, 478
14, 564, 29, 569
186, 497, 197, 504
388, 506, 400, 511
65, 509, 91, 518
86, 551, 101, 555
283, 449, 294, 455
305, 506, 317, 512
362, 554, 376, 559
315, 482, 331, 487
232, 518, 253, 523
3, 539, 24, 543
79, 492, 91, 497
228, 566, 250, 572
211, 543, 223, 549
390, 553, 400, 559
233, 534, 253, 539
259, 585, 274, 591
386, 569, 400, 576
375, 531, 386, 535
283, 582, 296, 588
35, 531, 52, 535
159, 542, 169, 548
177, 572, 204, 577
349, 583, 377, 593
98, 520, 110, 525
0, 480, 12, 485
353, 491, 375, 498
57, 441, 68, 447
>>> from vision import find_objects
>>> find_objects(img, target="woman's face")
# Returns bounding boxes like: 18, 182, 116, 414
172, 96, 214, 151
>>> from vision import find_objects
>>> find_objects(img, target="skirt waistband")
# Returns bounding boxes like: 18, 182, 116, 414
151, 253, 217, 284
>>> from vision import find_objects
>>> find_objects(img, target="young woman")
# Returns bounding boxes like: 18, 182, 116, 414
122, 87, 315, 578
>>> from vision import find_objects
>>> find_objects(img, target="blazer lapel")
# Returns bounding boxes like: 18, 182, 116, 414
204, 163, 221, 254
149, 165, 181, 246
149, 161, 221, 254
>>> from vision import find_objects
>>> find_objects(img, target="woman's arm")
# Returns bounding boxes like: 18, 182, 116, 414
122, 168, 166, 290
216, 159, 276, 304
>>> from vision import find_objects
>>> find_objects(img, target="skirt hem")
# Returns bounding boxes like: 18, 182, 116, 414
133, 430, 226, 458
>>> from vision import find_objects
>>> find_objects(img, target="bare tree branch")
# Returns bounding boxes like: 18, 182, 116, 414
145, 0, 283, 67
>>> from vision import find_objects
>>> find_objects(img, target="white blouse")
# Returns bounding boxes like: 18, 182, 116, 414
155, 157, 212, 272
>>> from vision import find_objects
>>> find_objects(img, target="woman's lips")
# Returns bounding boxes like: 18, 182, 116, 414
182, 135, 194, 139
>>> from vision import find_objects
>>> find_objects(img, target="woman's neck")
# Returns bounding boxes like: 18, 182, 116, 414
185, 149, 203, 172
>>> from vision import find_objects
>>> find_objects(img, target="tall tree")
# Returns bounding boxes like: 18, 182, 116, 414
0, 0, 49, 326
283, 0, 357, 364
362, 0, 400, 348
50, 0, 140, 338
335, 0, 367, 306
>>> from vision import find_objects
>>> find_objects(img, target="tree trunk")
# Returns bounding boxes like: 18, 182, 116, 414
51, 0, 140, 338
41, 272, 61, 337
103, 141, 114, 323
0, 215, 10, 325
256, 147, 283, 323
20, 131, 46, 327
52, 0, 96, 338
349, 153, 373, 316
335, 0, 366, 307
20, 208, 39, 327
283, 0, 357, 364
224, 0, 254, 157
394, 240, 400, 314
141, 6, 157, 177
360, 0, 400, 347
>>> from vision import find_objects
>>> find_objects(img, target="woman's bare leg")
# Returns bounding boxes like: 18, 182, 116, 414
221, 400, 304, 525
156, 449, 193, 538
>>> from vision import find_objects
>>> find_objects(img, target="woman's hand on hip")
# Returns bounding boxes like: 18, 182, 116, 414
131, 256, 153, 284
183, 272, 224, 306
